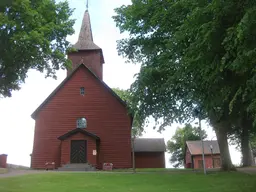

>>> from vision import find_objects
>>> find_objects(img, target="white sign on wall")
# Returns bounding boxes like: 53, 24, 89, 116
93, 150, 97, 156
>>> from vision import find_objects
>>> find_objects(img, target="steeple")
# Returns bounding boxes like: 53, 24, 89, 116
68, 7, 105, 80
73, 10, 101, 50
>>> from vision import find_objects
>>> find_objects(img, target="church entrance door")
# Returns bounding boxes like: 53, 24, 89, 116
70, 140, 87, 163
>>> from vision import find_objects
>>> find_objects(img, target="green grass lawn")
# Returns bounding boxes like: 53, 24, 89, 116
0, 172, 255, 192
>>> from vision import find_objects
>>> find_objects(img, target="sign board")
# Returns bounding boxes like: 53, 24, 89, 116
103, 163, 113, 171
93, 150, 97, 156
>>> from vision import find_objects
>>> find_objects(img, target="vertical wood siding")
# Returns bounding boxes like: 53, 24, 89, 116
134, 152, 165, 168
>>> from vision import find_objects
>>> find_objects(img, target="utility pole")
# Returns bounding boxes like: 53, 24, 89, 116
210, 144, 213, 168
199, 116, 206, 175
132, 136, 136, 173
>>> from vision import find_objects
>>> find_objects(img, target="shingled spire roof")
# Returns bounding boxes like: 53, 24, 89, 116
73, 10, 101, 50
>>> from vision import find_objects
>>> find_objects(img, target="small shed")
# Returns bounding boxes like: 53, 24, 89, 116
185, 140, 221, 169
133, 138, 166, 168
0, 154, 8, 168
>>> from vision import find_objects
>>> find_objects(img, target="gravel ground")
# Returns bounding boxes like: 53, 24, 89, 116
0, 167, 255, 178
237, 167, 256, 174
0, 169, 46, 178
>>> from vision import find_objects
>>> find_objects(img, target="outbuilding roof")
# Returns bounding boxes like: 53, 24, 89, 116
133, 138, 166, 152
186, 140, 220, 155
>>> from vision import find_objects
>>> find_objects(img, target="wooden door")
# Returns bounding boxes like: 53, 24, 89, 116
70, 140, 87, 163
198, 160, 203, 169
213, 158, 221, 168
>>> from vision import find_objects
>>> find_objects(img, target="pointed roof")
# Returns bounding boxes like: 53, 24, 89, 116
73, 10, 101, 50
186, 140, 220, 155
58, 128, 100, 141
31, 63, 130, 119
133, 138, 166, 152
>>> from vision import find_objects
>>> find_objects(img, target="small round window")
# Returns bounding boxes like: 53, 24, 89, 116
77, 118, 87, 128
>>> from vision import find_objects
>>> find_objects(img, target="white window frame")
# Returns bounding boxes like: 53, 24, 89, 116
77, 118, 87, 128
80, 87, 85, 95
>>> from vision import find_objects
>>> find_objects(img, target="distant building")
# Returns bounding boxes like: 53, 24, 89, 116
134, 138, 166, 168
30, 7, 165, 170
185, 140, 221, 169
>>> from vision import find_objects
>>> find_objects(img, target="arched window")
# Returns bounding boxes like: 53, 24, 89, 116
77, 118, 87, 128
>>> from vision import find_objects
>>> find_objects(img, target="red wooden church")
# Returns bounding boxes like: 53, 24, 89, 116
30, 9, 166, 170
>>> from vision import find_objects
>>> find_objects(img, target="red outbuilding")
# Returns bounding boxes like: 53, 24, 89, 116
185, 140, 221, 169
0, 154, 8, 168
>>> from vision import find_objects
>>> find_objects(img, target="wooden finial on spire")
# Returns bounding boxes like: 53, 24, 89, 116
86, 0, 89, 11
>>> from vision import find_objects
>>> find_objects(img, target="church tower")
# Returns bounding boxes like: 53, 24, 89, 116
67, 9, 104, 80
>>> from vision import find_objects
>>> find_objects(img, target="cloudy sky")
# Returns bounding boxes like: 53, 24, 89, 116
0, 0, 241, 167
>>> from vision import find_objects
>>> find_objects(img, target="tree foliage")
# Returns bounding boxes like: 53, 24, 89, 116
112, 87, 144, 137
114, 0, 256, 170
114, 0, 256, 127
0, 0, 75, 97
167, 124, 207, 168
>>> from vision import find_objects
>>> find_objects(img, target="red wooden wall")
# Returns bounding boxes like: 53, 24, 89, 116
185, 148, 192, 168
193, 154, 221, 169
134, 152, 165, 168
31, 65, 132, 169
0, 154, 7, 168
60, 132, 97, 167
67, 50, 103, 80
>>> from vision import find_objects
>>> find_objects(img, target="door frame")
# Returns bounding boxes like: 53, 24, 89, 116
70, 140, 87, 163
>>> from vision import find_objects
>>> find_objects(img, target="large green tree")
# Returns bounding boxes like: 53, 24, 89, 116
251, 136, 256, 160
0, 0, 75, 97
167, 124, 207, 168
114, 0, 256, 170
112, 87, 144, 137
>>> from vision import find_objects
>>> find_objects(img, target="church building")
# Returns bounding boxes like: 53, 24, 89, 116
30, 7, 165, 170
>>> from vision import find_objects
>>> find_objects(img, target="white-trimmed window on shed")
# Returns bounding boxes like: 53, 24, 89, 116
77, 118, 87, 128
80, 87, 85, 95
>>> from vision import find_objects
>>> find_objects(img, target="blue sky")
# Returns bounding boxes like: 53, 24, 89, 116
0, 0, 241, 167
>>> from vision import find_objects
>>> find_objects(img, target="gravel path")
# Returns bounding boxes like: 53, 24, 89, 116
1, 167, 255, 178
0, 169, 46, 178
237, 167, 256, 174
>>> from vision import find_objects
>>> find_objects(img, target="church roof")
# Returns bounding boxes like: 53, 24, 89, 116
186, 140, 220, 155
73, 10, 101, 50
31, 63, 130, 119
58, 128, 100, 141
133, 138, 166, 152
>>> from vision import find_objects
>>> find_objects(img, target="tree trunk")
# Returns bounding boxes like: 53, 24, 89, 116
209, 112, 234, 171
215, 126, 234, 171
241, 117, 253, 167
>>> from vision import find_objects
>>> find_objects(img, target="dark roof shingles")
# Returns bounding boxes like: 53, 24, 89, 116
186, 140, 220, 155
133, 138, 166, 152
58, 128, 100, 141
